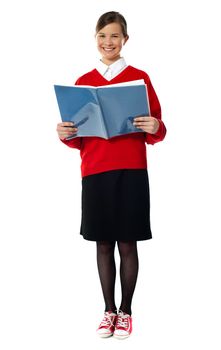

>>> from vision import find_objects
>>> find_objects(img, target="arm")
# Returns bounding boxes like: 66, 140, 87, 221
60, 137, 82, 150
57, 77, 83, 150
57, 122, 81, 150
134, 75, 166, 145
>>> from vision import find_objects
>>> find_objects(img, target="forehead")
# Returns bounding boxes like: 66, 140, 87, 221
97, 22, 123, 34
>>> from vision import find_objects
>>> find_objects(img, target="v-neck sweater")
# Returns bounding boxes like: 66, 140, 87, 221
61, 65, 166, 177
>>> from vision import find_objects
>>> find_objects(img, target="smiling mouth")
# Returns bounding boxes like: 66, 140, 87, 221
103, 47, 115, 51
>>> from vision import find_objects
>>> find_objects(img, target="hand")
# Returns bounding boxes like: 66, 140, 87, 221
56, 122, 78, 140
133, 116, 160, 134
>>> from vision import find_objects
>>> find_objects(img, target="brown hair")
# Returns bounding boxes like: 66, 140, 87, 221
95, 11, 128, 38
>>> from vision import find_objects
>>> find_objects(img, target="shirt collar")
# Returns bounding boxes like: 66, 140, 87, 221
96, 57, 127, 79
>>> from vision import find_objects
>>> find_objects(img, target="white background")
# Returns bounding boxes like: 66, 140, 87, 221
0, 0, 221, 349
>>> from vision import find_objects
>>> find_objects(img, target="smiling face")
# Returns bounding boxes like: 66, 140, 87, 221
96, 22, 128, 65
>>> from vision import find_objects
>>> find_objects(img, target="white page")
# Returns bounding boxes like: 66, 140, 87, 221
98, 79, 145, 88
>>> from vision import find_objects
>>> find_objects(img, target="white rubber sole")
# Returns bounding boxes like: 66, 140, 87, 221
97, 332, 113, 338
113, 333, 131, 340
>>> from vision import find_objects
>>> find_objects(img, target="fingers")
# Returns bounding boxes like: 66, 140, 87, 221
57, 122, 75, 127
134, 122, 148, 127
56, 122, 78, 139
57, 122, 77, 130
134, 116, 150, 122
133, 116, 159, 134
133, 116, 151, 127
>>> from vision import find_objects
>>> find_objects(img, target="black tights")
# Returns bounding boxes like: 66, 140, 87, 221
96, 241, 139, 316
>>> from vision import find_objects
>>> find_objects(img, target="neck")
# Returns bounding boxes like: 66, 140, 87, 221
101, 56, 121, 66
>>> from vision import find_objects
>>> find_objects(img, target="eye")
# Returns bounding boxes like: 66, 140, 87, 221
98, 34, 105, 38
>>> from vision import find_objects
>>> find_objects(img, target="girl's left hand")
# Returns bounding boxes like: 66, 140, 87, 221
133, 116, 160, 134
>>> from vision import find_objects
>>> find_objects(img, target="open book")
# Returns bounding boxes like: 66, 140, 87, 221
54, 79, 150, 139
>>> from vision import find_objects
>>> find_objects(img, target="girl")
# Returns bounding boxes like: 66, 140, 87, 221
56, 11, 166, 339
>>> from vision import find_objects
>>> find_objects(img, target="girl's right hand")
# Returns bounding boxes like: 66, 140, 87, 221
56, 122, 78, 140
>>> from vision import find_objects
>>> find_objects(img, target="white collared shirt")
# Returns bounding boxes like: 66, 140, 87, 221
96, 57, 127, 81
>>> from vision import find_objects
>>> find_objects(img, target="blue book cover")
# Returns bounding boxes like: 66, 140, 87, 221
54, 80, 150, 139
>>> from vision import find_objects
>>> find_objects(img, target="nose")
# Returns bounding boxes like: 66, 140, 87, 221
104, 36, 113, 46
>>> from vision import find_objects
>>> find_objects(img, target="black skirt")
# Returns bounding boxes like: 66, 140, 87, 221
80, 169, 152, 242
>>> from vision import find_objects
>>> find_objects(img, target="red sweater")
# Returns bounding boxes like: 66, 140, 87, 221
61, 65, 166, 177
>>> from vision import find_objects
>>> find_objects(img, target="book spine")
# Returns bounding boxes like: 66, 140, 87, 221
95, 90, 109, 139
145, 84, 151, 116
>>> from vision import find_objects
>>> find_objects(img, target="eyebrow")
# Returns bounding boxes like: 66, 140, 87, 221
98, 32, 120, 35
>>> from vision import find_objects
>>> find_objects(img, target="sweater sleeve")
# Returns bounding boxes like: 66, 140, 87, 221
144, 75, 167, 145
60, 137, 82, 150
59, 77, 83, 150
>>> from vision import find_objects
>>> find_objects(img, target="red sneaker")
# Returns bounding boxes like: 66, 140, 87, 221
113, 310, 132, 339
96, 311, 117, 338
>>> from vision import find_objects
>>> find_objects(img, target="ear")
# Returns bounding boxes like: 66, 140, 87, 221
123, 35, 129, 45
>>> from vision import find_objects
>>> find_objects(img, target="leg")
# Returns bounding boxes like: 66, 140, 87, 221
117, 241, 139, 315
96, 241, 117, 312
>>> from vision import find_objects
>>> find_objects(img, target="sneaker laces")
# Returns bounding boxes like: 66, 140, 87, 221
100, 312, 116, 327
116, 311, 130, 328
